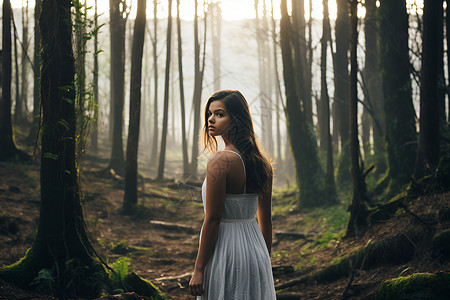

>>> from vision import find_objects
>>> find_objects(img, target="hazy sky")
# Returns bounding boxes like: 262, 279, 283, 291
10, 0, 424, 21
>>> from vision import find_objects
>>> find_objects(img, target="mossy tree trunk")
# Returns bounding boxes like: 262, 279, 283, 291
280, 0, 326, 208
123, 0, 147, 212
90, 0, 99, 154
0, 0, 107, 295
379, 0, 417, 196
346, 0, 369, 237
0, 0, 28, 162
414, 0, 443, 178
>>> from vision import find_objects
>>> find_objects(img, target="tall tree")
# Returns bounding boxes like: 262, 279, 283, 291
177, 0, 189, 178
190, 0, 207, 178
0, 0, 107, 292
320, 0, 337, 203
157, 0, 173, 180
414, 0, 443, 178
123, 0, 147, 212
447, 0, 450, 122
280, 0, 326, 208
335, 0, 351, 186
363, 0, 386, 174
346, 0, 369, 237
150, 0, 159, 165
0, 0, 28, 161
379, 0, 417, 195
21, 1, 30, 121
91, 0, 99, 154
27, 0, 41, 144
108, 0, 128, 175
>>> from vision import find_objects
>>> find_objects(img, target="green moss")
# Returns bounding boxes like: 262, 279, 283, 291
376, 272, 450, 300
122, 272, 165, 299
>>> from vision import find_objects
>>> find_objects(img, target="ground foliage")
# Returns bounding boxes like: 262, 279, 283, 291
0, 147, 449, 299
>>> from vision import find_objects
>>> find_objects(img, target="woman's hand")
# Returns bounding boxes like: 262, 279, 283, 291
189, 269, 204, 297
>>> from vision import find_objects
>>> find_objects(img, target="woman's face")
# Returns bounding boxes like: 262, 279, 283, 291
207, 100, 231, 137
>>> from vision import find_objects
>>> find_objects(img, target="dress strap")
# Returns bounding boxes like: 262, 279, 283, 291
222, 149, 246, 194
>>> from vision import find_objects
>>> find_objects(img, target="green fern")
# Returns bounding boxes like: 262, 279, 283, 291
30, 268, 56, 294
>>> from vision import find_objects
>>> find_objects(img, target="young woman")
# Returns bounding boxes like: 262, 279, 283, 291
189, 90, 276, 299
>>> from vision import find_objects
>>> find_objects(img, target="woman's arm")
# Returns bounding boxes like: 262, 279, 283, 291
189, 153, 228, 296
257, 174, 273, 255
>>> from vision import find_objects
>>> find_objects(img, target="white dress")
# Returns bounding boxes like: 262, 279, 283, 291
197, 150, 277, 300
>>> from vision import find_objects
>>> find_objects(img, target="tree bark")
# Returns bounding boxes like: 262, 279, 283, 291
157, 0, 173, 180
346, 0, 369, 238
280, 0, 326, 208
0, 1, 106, 293
379, 0, 417, 195
414, 0, 443, 178
108, 0, 127, 175
123, 0, 147, 212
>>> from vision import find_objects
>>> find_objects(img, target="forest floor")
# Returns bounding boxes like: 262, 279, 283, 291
1, 148, 450, 299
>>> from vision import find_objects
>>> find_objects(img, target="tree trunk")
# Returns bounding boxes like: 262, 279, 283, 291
150, 0, 159, 166
364, 0, 386, 175
280, 0, 326, 208
414, 0, 443, 178
91, 0, 99, 154
0, 0, 27, 162
0, 1, 106, 294
108, 0, 127, 175
210, 2, 221, 91
379, 0, 417, 195
320, 0, 337, 203
22, 1, 29, 115
27, 0, 41, 144
177, 0, 189, 178
157, 0, 173, 180
14, 20, 21, 125
123, 0, 147, 212
190, 0, 206, 179
335, 0, 351, 186
346, 1, 369, 238
447, 1, 450, 122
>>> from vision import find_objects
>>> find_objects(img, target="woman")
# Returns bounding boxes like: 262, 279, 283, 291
189, 90, 276, 299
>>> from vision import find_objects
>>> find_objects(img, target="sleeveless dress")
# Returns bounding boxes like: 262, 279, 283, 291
197, 150, 277, 300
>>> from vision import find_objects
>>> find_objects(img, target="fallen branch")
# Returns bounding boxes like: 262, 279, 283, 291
149, 220, 197, 234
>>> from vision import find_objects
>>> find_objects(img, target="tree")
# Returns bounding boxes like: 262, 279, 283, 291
414, 0, 443, 178
362, 0, 386, 175
190, 0, 207, 178
209, 1, 221, 91
157, 0, 173, 180
0, 0, 108, 294
346, 0, 369, 237
26, 0, 41, 144
280, 0, 326, 208
21, 1, 30, 122
320, 0, 337, 203
379, 0, 417, 195
90, 0, 99, 154
0, 0, 28, 162
108, 0, 128, 175
123, 0, 147, 212
177, 0, 189, 178
150, 0, 159, 165
335, 0, 351, 186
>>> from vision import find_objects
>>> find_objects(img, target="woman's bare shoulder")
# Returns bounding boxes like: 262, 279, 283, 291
206, 151, 239, 174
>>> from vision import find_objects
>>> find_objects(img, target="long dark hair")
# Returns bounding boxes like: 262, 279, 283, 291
202, 90, 273, 194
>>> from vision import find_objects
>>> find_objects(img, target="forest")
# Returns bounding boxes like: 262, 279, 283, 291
0, 0, 449, 299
